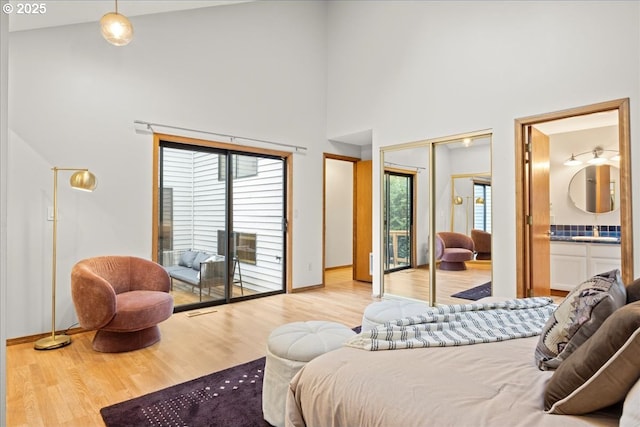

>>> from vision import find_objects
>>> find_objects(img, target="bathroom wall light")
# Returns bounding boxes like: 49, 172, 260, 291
100, 0, 133, 46
563, 154, 582, 166
563, 146, 619, 166
587, 149, 607, 165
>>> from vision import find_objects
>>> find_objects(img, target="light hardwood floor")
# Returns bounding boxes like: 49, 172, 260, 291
384, 262, 492, 304
5, 266, 497, 427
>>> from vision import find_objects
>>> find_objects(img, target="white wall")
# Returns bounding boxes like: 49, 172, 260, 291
327, 1, 640, 297
325, 158, 353, 268
6, 1, 337, 338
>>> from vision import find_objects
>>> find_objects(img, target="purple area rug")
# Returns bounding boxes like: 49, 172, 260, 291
101, 326, 361, 427
100, 357, 270, 427
451, 281, 492, 301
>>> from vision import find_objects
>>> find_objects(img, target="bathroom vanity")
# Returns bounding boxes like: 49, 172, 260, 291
550, 238, 621, 291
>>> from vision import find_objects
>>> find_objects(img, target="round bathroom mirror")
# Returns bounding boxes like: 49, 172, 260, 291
568, 165, 619, 214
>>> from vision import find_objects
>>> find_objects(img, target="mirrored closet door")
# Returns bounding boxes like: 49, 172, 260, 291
381, 130, 492, 306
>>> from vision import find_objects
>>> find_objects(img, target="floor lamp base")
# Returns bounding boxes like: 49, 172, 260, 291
34, 334, 71, 350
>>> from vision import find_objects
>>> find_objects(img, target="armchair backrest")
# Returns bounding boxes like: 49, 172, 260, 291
71, 256, 170, 330
437, 232, 475, 252
471, 229, 491, 253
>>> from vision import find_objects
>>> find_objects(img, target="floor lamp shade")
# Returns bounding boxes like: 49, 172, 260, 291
34, 167, 97, 350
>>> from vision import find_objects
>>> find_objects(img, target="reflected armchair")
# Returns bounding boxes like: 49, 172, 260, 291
471, 229, 492, 260
435, 232, 475, 271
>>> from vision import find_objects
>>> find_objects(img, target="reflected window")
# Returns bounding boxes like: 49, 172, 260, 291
473, 183, 491, 232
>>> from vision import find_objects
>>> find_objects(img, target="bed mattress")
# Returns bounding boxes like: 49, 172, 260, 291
286, 336, 620, 427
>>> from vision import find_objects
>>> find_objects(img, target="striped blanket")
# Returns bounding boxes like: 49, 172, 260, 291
345, 297, 557, 351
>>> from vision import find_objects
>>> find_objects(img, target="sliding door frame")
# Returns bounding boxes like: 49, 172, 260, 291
383, 168, 416, 273
151, 133, 294, 305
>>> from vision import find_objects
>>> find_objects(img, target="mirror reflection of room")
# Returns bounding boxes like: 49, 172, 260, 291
382, 146, 430, 301
540, 112, 622, 293
382, 132, 493, 305
434, 137, 492, 303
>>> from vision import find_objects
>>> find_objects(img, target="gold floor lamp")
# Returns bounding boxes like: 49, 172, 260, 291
34, 167, 97, 350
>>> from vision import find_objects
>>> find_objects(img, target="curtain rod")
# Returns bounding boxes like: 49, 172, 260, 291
133, 120, 308, 153
384, 161, 426, 171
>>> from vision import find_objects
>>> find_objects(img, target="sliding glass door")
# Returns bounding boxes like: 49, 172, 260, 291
157, 141, 286, 311
383, 171, 413, 272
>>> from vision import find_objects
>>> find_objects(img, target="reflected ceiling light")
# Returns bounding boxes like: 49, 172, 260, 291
563, 153, 582, 166
100, 0, 133, 46
462, 138, 472, 148
587, 147, 607, 165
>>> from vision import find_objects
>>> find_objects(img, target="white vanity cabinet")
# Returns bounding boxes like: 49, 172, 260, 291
550, 241, 621, 292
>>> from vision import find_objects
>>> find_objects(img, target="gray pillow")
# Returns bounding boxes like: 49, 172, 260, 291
626, 277, 640, 304
535, 269, 627, 370
544, 301, 640, 414
192, 252, 211, 271
178, 250, 197, 268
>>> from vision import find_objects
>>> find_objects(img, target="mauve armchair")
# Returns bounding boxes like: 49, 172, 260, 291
435, 232, 475, 271
71, 256, 174, 353
471, 229, 492, 260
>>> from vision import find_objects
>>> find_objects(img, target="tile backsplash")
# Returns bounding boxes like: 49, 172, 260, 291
550, 224, 621, 238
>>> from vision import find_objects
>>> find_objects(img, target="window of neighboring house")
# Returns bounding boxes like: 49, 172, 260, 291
218, 154, 258, 181
217, 230, 257, 265
473, 182, 492, 232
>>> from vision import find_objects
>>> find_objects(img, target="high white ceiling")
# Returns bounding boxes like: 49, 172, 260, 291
7, 1, 251, 32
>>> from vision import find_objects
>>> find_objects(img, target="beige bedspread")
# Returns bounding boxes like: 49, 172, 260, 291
286, 336, 620, 427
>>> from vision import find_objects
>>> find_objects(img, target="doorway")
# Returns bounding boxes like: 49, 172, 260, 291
323, 154, 372, 285
515, 98, 634, 298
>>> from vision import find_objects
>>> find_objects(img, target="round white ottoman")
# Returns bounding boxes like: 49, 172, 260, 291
361, 299, 430, 332
262, 320, 356, 427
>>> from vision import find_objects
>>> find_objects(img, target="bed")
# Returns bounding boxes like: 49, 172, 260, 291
286, 272, 640, 427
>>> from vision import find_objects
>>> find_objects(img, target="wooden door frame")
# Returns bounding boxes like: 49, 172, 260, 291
515, 98, 633, 297
322, 153, 360, 286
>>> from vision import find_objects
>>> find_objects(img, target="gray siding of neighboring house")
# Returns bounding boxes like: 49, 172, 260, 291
162, 147, 284, 291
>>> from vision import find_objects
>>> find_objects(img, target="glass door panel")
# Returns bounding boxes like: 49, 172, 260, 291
230, 153, 286, 300
383, 171, 413, 272
158, 145, 228, 307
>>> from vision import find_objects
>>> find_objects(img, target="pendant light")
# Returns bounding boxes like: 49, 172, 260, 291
100, 0, 133, 46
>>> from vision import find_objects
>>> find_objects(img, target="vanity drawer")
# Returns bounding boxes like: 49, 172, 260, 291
590, 244, 621, 259
550, 242, 587, 257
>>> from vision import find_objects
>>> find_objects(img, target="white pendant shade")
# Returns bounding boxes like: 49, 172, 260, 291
100, 12, 133, 46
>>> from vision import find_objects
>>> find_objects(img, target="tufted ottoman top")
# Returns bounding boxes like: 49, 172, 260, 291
362, 299, 430, 332
267, 321, 356, 362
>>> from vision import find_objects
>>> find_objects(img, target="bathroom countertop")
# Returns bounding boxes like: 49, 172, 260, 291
550, 236, 621, 244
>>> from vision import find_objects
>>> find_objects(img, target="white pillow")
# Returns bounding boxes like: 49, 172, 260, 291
621, 376, 640, 427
